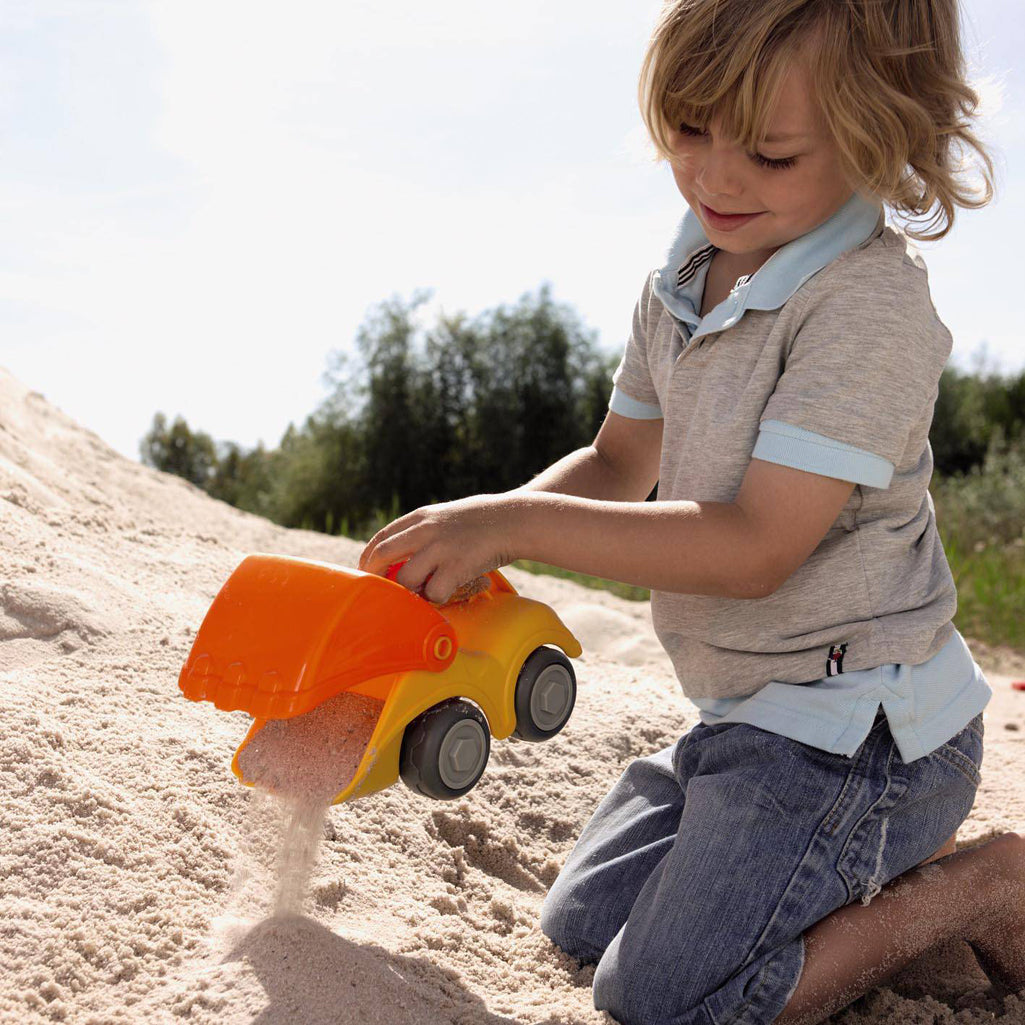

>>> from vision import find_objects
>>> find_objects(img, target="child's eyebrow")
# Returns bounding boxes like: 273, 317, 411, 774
763, 131, 806, 143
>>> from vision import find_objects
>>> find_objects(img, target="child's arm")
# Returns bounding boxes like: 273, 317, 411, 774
505, 413, 764, 595
505, 454, 855, 600
360, 409, 854, 603
499, 409, 854, 599
506, 489, 756, 598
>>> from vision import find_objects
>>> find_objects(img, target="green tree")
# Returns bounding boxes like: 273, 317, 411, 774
139, 412, 217, 488
207, 439, 275, 518
449, 282, 611, 492
348, 290, 433, 518
931, 355, 1025, 478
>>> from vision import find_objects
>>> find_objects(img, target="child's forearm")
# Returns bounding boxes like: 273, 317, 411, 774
506, 492, 770, 599
511, 446, 641, 503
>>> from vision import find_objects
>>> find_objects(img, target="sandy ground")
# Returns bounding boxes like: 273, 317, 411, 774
1, 364, 1023, 1025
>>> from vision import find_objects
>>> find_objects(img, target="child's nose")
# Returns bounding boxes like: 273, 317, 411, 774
694, 150, 746, 199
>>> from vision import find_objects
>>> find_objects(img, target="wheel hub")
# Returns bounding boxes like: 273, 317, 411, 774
530, 665, 572, 730
438, 719, 488, 788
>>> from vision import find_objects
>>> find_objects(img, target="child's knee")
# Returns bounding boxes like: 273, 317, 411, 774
539, 879, 577, 947
593, 933, 709, 1025
539, 879, 604, 962
538, 884, 563, 941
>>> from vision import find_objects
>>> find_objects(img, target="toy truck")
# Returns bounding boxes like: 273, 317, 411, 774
179, 553, 583, 804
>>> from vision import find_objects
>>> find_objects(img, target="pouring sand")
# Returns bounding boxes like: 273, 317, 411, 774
233, 690, 385, 916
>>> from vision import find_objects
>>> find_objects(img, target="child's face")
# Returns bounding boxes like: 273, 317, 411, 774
667, 56, 856, 261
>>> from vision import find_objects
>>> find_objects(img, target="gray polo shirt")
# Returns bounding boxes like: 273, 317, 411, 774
609, 191, 991, 762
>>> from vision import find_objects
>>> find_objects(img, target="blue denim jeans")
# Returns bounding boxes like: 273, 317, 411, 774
540, 708, 984, 1025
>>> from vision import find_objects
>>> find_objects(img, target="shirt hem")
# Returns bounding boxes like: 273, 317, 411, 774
691, 629, 992, 764
752, 419, 894, 487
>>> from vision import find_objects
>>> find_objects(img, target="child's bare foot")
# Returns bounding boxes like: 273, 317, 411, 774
963, 832, 1025, 996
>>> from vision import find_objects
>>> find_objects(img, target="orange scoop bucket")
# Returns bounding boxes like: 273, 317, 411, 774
178, 553, 458, 720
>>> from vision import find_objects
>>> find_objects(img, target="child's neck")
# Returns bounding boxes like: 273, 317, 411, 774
713, 243, 781, 280
698, 240, 789, 319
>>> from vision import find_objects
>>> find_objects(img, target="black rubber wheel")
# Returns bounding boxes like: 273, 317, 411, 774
399, 698, 491, 800
511, 646, 576, 742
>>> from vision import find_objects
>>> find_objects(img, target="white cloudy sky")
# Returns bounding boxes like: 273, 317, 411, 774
3, 0, 1022, 463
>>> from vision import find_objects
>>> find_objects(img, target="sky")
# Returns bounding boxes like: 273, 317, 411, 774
2, 0, 1022, 464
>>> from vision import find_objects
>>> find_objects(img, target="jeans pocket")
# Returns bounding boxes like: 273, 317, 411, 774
936, 719, 984, 789
965, 712, 985, 743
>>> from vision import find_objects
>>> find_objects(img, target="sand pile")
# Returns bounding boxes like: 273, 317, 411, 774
1, 363, 1024, 1025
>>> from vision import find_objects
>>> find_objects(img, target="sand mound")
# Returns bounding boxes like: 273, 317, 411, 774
1, 364, 1023, 1024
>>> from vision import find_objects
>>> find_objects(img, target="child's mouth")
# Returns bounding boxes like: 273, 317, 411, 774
700, 202, 764, 230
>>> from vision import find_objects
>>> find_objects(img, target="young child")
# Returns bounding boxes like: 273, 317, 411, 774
358, 1, 1024, 1021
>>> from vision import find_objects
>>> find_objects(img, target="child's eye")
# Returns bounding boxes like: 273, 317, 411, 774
677, 122, 798, 171
752, 152, 798, 171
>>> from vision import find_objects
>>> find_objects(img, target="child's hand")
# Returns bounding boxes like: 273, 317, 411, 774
357, 493, 520, 605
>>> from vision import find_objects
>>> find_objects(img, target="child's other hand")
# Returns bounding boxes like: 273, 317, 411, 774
357, 493, 520, 605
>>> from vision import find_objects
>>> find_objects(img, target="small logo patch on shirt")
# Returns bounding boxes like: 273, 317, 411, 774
826, 643, 848, 676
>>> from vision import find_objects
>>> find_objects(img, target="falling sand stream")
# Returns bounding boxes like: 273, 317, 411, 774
226, 691, 386, 920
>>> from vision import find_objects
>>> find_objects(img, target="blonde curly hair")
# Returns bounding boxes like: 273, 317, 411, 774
638, 0, 997, 242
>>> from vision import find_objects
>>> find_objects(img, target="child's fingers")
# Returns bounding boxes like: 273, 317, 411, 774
359, 527, 399, 571
363, 527, 422, 576
359, 509, 429, 571
390, 548, 440, 597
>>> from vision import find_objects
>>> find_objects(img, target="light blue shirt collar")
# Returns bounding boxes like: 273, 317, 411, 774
652, 191, 885, 341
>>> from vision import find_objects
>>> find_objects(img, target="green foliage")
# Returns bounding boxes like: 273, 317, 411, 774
931, 360, 1025, 477
932, 428, 1025, 551
138, 284, 618, 537
139, 412, 217, 488
932, 430, 1025, 650
206, 440, 275, 516
312, 282, 617, 532
941, 538, 1025, 651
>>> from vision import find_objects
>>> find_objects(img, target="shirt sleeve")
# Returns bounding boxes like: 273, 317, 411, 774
608, 270, 663, 419
753, 250, 952, 489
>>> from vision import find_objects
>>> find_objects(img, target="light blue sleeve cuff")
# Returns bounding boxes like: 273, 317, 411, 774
752, 419, 895, 488
608, 385, 663, 420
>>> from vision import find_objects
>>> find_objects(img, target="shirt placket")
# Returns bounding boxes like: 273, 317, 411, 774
673, 273, 753, 364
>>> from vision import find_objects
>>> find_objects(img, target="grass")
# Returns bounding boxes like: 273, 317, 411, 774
940, 534, 1025, 651
932, 441, 1025, 652
507, 559, 650, 602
